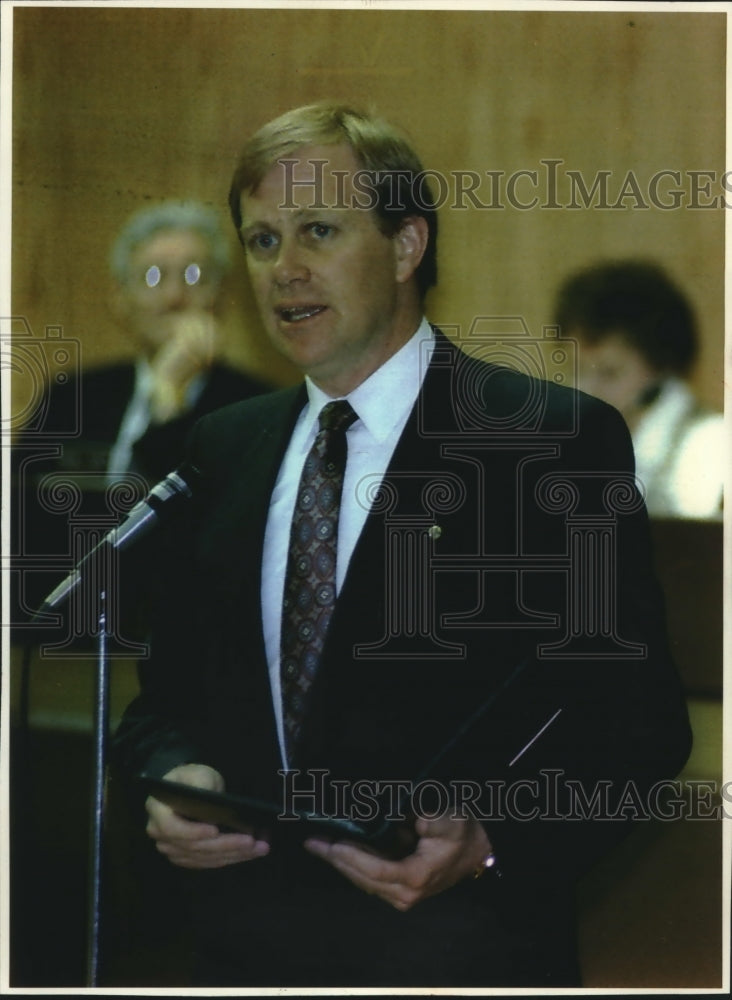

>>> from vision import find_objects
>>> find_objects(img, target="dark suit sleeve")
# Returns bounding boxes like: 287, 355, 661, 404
111, 387, 299, 798
109, 514, 209, 781
111, 415, 221, 782
470, 395, 692, 885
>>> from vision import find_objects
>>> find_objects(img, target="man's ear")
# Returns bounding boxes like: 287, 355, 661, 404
394, 215, 429, 284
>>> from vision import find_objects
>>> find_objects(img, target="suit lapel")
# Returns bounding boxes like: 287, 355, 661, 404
190, 386, 306, 791
194, 385, 306, 587
335, 330, 465, 606
191, 386, 305, 693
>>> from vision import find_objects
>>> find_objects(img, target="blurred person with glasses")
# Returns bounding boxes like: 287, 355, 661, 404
11, 201, 271, 631
102, 200, 271, 480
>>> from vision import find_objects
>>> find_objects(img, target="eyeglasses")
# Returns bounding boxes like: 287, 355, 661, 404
132, 262, 221, 290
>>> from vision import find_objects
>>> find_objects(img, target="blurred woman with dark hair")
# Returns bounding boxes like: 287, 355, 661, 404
555, 260, 723, 519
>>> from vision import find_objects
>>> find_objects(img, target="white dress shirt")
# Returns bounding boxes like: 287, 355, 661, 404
261, 318, 435, 766
106, 362, 156, 479
632, 377, 724, 519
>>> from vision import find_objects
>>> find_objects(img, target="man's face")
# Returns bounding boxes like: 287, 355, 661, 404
116, 228, 221, 356
574, 330, 660, 421
239, 143, 422, 396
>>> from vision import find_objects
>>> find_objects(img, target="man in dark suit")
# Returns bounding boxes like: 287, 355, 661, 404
112, 103, 691, 988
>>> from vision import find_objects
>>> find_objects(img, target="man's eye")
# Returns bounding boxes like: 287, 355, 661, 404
308, 222, 334, 240
247, 232, 278, 253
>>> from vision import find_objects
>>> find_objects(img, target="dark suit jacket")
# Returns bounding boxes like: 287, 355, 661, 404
11, 360, 270, 630
16, 360, 271, 482
112, 332, 691, 987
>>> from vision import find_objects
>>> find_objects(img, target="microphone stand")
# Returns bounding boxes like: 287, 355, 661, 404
82, 539, 146, 985
31, 552, 122, 986
86, 586, 110, 987
27, 464, 200, 984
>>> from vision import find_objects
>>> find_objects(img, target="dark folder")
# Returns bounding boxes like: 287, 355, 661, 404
136, 656, 565, 861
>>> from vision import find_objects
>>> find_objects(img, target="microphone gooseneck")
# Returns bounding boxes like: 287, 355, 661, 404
33, 462, 203, 618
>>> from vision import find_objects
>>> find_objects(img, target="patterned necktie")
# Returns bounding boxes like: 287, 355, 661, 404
280, 400, 358, 759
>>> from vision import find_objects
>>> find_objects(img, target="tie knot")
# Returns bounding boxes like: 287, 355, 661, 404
318, 399, 357, 434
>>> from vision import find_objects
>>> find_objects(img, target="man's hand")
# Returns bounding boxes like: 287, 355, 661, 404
148, 311, 219, 422
304, 814, 492, 911
145, 763, 270, 870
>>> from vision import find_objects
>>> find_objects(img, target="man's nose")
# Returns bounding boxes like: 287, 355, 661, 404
273, 240, 310, 286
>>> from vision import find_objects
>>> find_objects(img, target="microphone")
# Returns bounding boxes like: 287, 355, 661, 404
34, 462, 203, 616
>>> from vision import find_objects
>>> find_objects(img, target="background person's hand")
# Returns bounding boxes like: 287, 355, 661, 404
148, 311, 219, 421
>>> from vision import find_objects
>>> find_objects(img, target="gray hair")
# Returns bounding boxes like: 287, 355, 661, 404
109, 200, 231, 283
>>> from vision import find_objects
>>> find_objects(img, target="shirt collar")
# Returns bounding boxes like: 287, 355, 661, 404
303, 317, 435, 443
133, 358, 155, 397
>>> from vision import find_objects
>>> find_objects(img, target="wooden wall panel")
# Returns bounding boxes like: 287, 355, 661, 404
10, 6, 725, 407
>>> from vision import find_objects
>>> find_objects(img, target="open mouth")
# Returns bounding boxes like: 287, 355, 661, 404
278, 305, 326, 324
